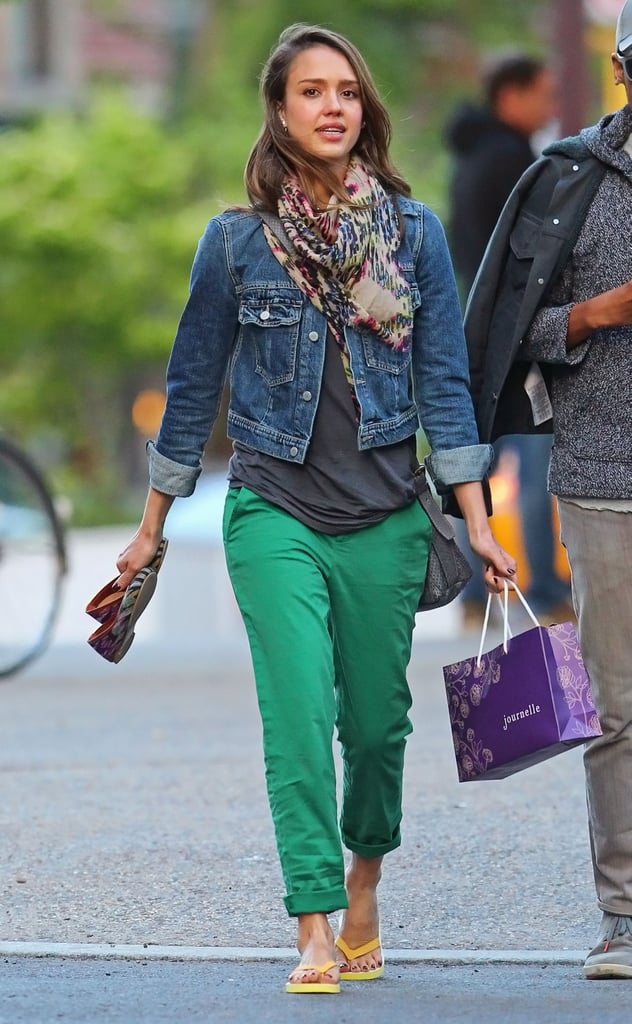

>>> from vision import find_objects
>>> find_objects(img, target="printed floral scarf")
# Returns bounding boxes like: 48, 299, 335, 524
262, 159, 413, 414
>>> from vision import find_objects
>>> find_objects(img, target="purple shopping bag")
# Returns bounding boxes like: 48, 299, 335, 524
443, 584, 602, 782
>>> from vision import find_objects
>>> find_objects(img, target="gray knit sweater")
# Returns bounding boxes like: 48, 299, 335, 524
523, 104, 632, 499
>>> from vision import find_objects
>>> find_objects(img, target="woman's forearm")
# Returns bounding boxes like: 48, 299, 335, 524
115, 487, 176, 587
452, 481, 492, 543
452, 480, 517, 588
139, 486, 175, 541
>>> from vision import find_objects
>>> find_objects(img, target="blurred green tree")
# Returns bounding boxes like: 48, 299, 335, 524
0, 0, 550, 524
0, 93, 219, 523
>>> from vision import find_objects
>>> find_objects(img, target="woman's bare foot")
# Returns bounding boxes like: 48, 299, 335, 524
336, 854, 384, 976
286, 912, 340, 991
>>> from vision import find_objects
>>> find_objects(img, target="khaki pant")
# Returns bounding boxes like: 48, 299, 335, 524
558, 500, 632, 915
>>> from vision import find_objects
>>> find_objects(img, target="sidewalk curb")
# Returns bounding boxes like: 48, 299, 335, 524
0, 942, 585, 964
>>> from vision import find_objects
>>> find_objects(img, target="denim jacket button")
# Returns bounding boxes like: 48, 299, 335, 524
260, 309, 270, 321
289, 446, 298, 457
301, 390, 312, 401
308, 331, 319, 341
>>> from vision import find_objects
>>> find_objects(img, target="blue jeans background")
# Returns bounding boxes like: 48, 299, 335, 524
456, 434, 571, 613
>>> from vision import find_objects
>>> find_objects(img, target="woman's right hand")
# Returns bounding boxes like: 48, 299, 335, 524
114, 487, 174, 589
116, 529, 163, 590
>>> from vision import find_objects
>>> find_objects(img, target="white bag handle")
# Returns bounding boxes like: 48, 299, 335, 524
476, 580, 540, 667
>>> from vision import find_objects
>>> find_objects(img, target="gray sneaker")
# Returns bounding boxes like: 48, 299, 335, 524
583, 913, 632, 979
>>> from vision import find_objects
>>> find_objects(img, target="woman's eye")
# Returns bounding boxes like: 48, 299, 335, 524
342, 90, 358, 99
304, 88, 319, 97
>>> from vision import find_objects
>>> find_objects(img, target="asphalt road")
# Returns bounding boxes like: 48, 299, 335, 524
1, 635, 597, 952
0, 528, 623, 1019
3, 957, 631, 1024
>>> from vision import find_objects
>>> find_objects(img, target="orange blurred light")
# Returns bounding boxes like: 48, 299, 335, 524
489, 471, 518, 514
132, 389, 166, 436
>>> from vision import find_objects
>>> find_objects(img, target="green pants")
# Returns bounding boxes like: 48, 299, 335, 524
222, 487, 432, 916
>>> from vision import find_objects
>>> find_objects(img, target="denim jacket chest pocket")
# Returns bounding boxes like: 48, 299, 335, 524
237, 291, 303, 386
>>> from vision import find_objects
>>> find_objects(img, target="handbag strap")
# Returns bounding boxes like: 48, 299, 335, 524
414, 468, 456, 540
257, 209, 298, 257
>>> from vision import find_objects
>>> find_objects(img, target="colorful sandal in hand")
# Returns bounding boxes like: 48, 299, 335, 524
335, 936, 384, 981
85, 538, 168, 623
87, 566, 158, 664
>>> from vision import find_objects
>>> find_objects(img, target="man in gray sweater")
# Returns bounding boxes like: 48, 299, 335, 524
466, 0, 632, 979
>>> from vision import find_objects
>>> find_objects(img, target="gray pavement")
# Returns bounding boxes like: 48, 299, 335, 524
3, 958, 631, 1024
0, 528, 622, 1019
2, 638, 597, 951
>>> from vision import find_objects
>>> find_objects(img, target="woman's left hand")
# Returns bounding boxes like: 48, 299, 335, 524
468, 529, 517, 594
452, 480, 517, 594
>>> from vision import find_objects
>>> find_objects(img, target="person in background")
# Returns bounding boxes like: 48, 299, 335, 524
113, 23, 515, 994
465, 0, 632, 979
444, 53, 571, 628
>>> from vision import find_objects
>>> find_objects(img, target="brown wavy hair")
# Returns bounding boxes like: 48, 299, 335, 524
244, 23, 411, 212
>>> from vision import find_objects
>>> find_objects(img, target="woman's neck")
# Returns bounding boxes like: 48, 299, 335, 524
310, 159, 350, 209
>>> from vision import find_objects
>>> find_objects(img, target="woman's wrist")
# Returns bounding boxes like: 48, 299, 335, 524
139, 487, 175, 538
452, 480, 488, 527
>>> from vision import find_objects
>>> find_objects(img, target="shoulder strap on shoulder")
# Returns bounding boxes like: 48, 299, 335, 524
257, 210, 297, 257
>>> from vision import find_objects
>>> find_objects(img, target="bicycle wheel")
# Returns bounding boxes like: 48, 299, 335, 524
0, 437, 67, 678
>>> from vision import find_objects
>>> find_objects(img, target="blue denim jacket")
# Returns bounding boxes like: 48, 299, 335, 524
149, 197, 492, 497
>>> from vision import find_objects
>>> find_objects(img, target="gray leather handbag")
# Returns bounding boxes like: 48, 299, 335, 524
415, 468, 472, 612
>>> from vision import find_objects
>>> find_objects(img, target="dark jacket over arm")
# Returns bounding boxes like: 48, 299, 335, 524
464, 137, 606, 443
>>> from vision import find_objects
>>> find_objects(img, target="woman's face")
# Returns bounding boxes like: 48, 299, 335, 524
278, 44, 363, 182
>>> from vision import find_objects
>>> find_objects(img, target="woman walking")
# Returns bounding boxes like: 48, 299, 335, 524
115, 23, 515, 993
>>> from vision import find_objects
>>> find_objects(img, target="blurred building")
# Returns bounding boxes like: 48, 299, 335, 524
0, 0, 204, 119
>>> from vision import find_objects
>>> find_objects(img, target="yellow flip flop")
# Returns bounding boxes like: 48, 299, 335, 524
335, 936, 385, 980
285, 959, 340, 994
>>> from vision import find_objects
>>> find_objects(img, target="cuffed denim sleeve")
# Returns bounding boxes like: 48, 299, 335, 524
407, 205, 492, 496
147, 440, 201, 497
425, 443, 494, 494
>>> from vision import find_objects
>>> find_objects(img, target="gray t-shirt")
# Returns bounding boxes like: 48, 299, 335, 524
228, 330, 417, 533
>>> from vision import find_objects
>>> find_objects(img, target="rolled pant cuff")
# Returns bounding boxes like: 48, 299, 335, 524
284, 886, 349, 917
344, 835, 401, 859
